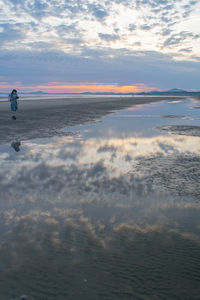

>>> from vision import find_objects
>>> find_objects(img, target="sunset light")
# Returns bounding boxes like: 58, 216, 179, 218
0, 82, 156, 94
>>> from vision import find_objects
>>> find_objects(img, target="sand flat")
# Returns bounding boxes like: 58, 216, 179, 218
0, 96, 200, 300
158, 125, 200, 136
0, 96, 183, 144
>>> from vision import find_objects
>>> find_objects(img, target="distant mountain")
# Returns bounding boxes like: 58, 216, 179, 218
83, 92, 117, 95
83, 89, 200, 96
165, 88, 186, 93
145, 89, 199, 96
29, 91, 48, 94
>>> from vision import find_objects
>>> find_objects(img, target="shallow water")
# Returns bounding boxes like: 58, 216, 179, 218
0, 98, 200, 300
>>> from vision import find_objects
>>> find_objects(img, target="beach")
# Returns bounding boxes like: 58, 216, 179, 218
0, 95, 184, 144
0, 95, 200, 300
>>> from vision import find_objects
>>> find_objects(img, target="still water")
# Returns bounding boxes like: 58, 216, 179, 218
0, 98, 200, 300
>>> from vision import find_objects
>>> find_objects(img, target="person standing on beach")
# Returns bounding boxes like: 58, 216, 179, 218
9, 89, 19, 120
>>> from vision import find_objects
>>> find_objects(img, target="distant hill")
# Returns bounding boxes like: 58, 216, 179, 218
26, 91, 48, 94
145, 89, 200, 96
0, 89, 200, 96
83, 92, 117, 95
83, 89, 200, 96
166, 88, 186, 93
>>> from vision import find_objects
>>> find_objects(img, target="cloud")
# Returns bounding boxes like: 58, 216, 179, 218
163, 31, 200, 47
0, 0, 199, 90
98, 33, 120, 42
55, 23, 80, 39
163, 35, 183, 47
128, 24, 137, 31
0, 24, 24, 41
88, 3, 109, 20
179, 47, 192, 53
139, 24, 152, 31
162, 29, 172, 36
1, 47, 200, 90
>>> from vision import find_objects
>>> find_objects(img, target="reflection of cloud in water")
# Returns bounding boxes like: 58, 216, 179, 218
13, 134, 200, 167
1, 134, 200, 206
0, 123, 200, 298
2, 133, 199, 167
0, 203, 200, 299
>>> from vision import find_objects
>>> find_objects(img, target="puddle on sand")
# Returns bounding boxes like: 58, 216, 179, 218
0, 98, 200, 300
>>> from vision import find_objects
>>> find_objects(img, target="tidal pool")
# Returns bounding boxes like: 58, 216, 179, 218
0, 98, 200, 300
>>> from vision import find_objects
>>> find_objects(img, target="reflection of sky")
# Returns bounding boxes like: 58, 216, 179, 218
0, 99, 200, 299
0, 99, 200, 200
65, 99, 200, 138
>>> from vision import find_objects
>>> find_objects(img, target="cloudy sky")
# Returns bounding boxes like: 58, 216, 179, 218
0, 0, 200, 93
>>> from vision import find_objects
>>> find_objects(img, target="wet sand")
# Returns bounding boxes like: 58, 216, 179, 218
0, 96, 183, 144
0, 96, 200, 300
158, 125, 200, 137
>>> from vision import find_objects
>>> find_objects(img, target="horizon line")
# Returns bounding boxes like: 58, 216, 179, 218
1, 89, 200, 95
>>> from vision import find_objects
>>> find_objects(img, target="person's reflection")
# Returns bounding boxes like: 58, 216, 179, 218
11, 141, 21, 152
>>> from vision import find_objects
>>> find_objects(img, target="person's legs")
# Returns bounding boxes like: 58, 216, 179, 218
11, 109, 16, 120
10, 101, 17, 120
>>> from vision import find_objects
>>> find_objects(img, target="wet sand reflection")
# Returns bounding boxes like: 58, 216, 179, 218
0, 99, 200, 299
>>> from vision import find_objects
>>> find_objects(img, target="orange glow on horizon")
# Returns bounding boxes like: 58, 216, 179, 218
0, 82, 157, 93
36, 83, 147, 93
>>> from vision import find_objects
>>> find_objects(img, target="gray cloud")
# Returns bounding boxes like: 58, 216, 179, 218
4, 0, 110, 22
162, 29, 172, 36
191, 56, 200, 61
180, 31, 200, 39
0, 0, 199, 90
182, 0, 198, 17
179, 47, 192, 53
133, 0, 198, 33
55, 23, 79, 35
163, 31, 200, 47
88, 3, 109, 20
128, 24, 137, 31
161, 15, 173, 23
163, 35, 183, 47
0, 24, 24, 42
140, 24, 152, 31
98, 33, 120, 41
1, 47, 200, 89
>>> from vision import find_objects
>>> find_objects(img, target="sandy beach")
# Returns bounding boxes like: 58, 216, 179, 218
0, 95, 200, 300
0, 96, 185, 144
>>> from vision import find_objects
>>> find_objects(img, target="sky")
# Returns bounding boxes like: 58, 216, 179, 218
0, 0, 200, 93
